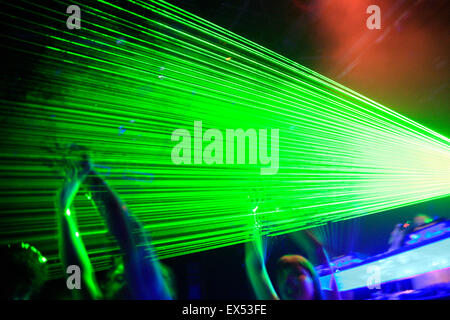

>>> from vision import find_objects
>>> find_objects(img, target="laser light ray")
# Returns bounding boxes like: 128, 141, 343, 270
0, 0, 448, 278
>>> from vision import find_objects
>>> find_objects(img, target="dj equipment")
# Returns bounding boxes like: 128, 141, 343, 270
318, 219, 450, 295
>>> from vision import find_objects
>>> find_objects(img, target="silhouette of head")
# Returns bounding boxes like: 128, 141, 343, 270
276, 255, 322, 300
0, 243, 48, 299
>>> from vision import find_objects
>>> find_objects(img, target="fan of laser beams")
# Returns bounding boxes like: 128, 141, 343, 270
0, 0, 448, 278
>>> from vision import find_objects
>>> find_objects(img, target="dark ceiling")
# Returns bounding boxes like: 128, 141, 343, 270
167, 0, 450, 137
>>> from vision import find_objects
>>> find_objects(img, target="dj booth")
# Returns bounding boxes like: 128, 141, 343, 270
317, 219, 450, 299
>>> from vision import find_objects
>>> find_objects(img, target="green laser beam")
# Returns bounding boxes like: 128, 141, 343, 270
0, 0, 448, 278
